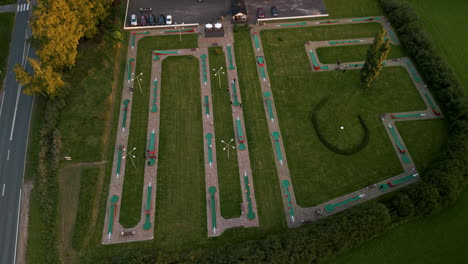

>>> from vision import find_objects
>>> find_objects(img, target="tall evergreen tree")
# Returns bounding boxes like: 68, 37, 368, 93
360, 29, 391, 88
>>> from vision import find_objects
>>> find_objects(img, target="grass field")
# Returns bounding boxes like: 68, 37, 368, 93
208, 47, 242, 219
325, 0, 383, 18
401, 0, 468, 94
317, 44, 406, 64
261, 24, 427, 206
151, 55, 207, 247
27, 31, 130, 264
330, 188, 468, 264
0, 12, 14, 91
119, 35, 198, 227
71, 167, 100, 250
396, 119, 448, 171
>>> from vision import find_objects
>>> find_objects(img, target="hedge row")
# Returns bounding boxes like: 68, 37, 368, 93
381, 0, 468, 209
311, 98, 370, 155
35, 98, 65, 264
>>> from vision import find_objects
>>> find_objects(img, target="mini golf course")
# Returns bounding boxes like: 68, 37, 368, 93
101, 15, 445, 244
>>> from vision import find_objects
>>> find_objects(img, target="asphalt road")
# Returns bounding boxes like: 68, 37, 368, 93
0, 1, 34, 264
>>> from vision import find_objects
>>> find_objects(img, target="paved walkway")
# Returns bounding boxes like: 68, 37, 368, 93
0, 4, 16, 13
250, 16, 443, 227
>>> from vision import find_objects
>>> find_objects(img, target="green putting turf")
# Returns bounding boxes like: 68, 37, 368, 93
261, 24, 428, 207
316, 44, 406, 64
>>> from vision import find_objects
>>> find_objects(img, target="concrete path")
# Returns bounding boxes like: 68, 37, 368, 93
0, 4, 17, 13
250, 16, 443, 226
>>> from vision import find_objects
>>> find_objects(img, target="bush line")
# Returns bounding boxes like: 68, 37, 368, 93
311, 98, 370, 155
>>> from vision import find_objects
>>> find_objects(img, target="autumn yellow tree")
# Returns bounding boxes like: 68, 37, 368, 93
31, 0, 84, 69
14, 59, 65, 97
70, 0, 113, 39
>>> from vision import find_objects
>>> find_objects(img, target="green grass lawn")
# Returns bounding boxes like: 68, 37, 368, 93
317, 44, 406, 64
401, 0, 468, 94
396, 119, 448, 171
325, 0, 384, 18
261, 24, 428, 206
329, 188, 468, 264
0, 12, 14, 91
119, 35, 198, 227
208, 47, 242, 219
152, 55, 206, 247
71, 167, 100, 250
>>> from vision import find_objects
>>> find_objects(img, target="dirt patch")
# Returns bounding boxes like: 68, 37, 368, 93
17, 180, 33, 264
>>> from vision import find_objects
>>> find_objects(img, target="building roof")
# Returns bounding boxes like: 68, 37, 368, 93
231, 0, 247, 16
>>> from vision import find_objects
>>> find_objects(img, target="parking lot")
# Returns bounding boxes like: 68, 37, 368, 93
125, 0, 328, 28
125, 0, 229, 27
246, 0, 327, 23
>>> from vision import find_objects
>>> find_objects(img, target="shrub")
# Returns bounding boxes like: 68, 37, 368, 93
311, 98, 370, 155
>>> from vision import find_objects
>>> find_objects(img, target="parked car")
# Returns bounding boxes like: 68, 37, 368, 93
166, 15, 173, 25
140, 15, 147, 26
158, 14, 166, 25
148, 13, 156, 26
271, 6, 279, 17
257, 8, 265, 18
130, 14, 137, 26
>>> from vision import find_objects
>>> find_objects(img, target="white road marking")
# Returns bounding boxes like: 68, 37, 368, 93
17, 4, 20, 12
10, 85, 22, 141
0, 90, 5, 118
10, 29, 30, 141
13, 189, 22, 264
7, 149, 10, 160
20, 4, 24, 12
26, 3, 29, 11
1, 184, 5, 197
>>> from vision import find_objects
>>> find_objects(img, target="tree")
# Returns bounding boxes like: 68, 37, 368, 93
360, 29, 391, 88
14, 58, 65, 97
31, 0, 84, 69
69, 0, 113, 39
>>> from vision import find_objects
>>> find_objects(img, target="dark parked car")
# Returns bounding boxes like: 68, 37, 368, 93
158, 14, 166, 25
148, 13, 156, 26
271, 6, 279, 17
257, 8, 265, 18
140, 15, 147, 26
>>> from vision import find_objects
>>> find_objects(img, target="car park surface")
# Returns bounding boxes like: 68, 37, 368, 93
125, 0, 328, 27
